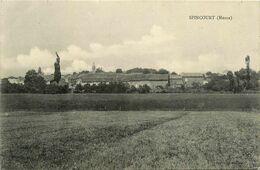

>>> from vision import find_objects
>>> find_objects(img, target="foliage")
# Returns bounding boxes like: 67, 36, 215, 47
157, 68, 169, 74
137, 84, 151, 93
206, 71, 213, 76
226, 71, 235, 91
74, 84, 84, 93
191, 82, 201, 89
127, 85, 138, 93
96, 67, 104, 73
1, 78, 26, 93
204, 75, 229, 92
72, 82, 155, 94
115, 68, 123, 73
126, 68, 157, 74
77, 82, 129, 93
79, 70, 89, 74
45, 83, 70, 94
2, 93, 259, 112
204, 69, 259, 92
126, 68, 171, 74
54, 55, 61, 83
235, 68, 259, 90
24, 70, 46, 93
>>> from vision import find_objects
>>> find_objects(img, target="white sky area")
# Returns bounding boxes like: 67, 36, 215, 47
0, 1, 259, 77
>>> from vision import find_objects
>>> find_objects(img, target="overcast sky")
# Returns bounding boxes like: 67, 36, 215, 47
0, 1, 259, 77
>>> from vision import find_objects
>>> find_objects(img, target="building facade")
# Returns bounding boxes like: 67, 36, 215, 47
180, 73, 208, 87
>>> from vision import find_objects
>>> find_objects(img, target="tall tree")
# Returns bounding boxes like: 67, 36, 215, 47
245, 55, 250, 89
54, 52, 61, 83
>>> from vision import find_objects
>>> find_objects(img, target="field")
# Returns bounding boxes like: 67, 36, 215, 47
1, 93, 260, 111
0, 94, 260, 169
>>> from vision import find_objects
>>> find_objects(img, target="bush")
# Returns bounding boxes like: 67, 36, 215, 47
74, 84, 83, 93
138, 84, 151, 93
1, 79, 26, 93
116, 69, 123, 73
157, 69, 169, 74
78, 82, 131, 93
45, 83, 70, 94
24, 70, 46, 93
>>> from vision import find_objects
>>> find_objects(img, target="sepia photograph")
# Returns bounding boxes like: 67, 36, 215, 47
0, 1, 259, 169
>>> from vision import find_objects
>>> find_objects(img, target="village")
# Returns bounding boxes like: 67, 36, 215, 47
1, 2, 260, 170
2, 53, 259, 93
3, 53, 215, 92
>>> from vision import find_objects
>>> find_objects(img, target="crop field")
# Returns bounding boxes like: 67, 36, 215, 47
0, 110, 259, 169
0, 94, 259, 169
1, 93, 260, 111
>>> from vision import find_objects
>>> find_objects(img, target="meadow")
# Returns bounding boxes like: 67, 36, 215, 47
1, 93, 259, 112
0, 94, 259, 169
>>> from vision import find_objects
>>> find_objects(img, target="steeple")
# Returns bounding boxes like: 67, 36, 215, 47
92, 62, 96, 73
38, 67, 43, 75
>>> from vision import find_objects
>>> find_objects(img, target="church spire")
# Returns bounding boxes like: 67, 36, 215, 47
92, 62, 96, 73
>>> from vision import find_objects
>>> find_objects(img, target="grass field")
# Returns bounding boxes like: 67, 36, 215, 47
1, 93, 260, 111
1, 110, 259, 169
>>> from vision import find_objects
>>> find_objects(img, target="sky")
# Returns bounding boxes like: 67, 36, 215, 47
0, 1, 259, 77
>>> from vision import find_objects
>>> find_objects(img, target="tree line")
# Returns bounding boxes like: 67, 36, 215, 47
77, 67, 173, 75
74, 82, 151, 93
193, 68, 259, 93
1, 70, 69, 94
1, 68, 259, 94
1, 69, 151, 94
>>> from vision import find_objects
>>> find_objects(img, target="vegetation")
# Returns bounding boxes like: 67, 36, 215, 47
53, 53, 61, 83
236, 68, 259, 90
1, 111, 259, 169
24, 70, 47, 93
126, 67, 157, 74
157, 68, 169, 74
116, 68, 123, 73
1, 66, 259, 94
45, 83, 70, 94
96, 67, 104, 73
73, 82, 151, 94
1, 70, 69, 94
1, 78, 26, 93
202, 69, 259, 93
125, 67, 170, 74
137, 84, 151, 93
1, 93, 259, 112
204, 75, 230, 92
79, 70, 90, 74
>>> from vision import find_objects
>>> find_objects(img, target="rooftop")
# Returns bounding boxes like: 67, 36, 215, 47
77, 73, 169, 82
180, 73, 204, 77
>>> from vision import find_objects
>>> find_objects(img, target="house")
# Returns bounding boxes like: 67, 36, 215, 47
7, 76, 24, 84
180, 73, 207, 87
74, 73, 169, 90
126, 73, 168, 89
169, 75, 184, 88
43, 75, 54, 84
